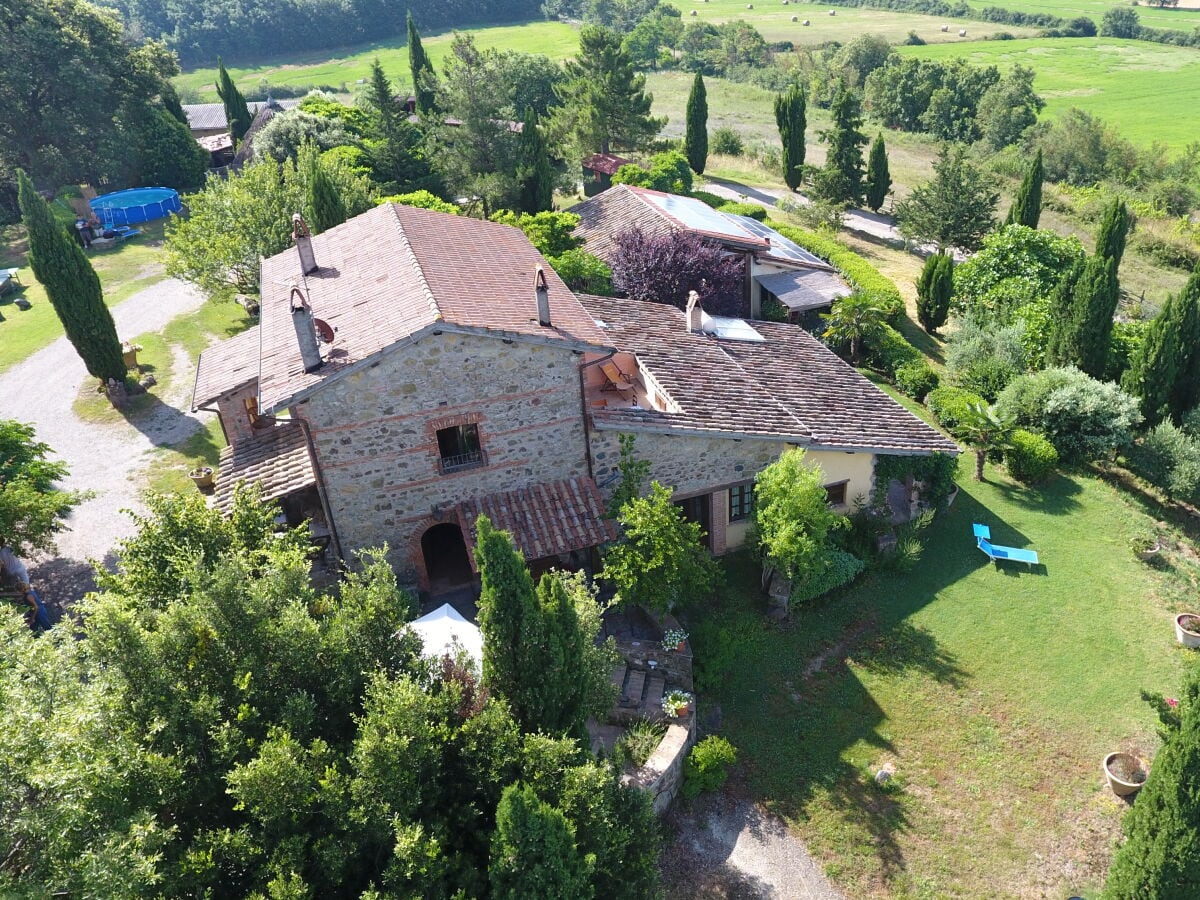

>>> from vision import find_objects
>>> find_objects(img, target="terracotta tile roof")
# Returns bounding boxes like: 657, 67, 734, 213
579, 294, 959, 456
192, 326, 260, 409
257, 204, 614, 412
211, 423, 316, 513
583, 153, 632, 176
457, 477, 616, 567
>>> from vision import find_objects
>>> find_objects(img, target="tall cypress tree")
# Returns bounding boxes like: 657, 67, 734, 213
865, 132, 891, 213
1167, 268, 1200, 422
534, 573, 588, 737
1122, 288, 1186, 425
1095, 198, 1131, 268
1007, 148, 1043, 229
302, 147, 347, 234
916, 252, 952, 335
17, 170, 126, 384
1046, 255, 1118, 378
517, 107, 554, 214
820, 81, 868, 204
490, 785, 591, 900
407, 11, 437, 115
685, 72, 708, 176
215, 58, 252, 144
773, 83, 806, 192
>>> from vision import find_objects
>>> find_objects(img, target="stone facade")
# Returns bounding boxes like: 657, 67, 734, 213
625, 722, 696, 816
293, 331, 593, 585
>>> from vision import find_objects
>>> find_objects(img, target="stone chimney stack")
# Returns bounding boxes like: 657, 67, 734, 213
535, 266, 551, 327
293, 213, 318, 275
686, 290, 704, 333
289, 286, 324, 373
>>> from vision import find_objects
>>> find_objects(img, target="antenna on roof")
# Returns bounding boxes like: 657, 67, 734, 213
535, 266, 551, 327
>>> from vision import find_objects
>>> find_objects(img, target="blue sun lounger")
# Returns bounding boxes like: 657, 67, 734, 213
972, 523, 1039, 568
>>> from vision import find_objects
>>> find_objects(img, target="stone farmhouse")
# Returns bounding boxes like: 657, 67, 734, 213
192, 199, 956, 597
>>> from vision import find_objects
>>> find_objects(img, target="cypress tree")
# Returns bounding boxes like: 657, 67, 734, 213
517, 107, 554, 214
1104, 665, 1200, 899
534, 573, 588, 737
820, 81, 868, 205
17, 170, 126, 384
1008, 148, 1043, 229
490, 785, 591, 900
407, 11, 437, 115
865, 132, 891, 213
1045, 259, 1084, 368
1167, 268, 1200, 422
916, 252, 952, 335
685, 72, 708, 175
773, 83, 806, 192
215, 58, 252, 144
303, 149, 347, 234
1067, 254, 1120, 378
1122, 288, 1185, 425
1096, 198, 1131, 268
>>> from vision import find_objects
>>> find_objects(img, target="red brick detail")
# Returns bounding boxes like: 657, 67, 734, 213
407, 509, 464, 594
709, 491, 728, 556
424, 411, 484, 438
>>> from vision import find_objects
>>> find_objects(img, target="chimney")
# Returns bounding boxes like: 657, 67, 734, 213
289, 286, 324, 373
292, 213, 317, 275
535, 266, 551, 327
686, 290, 704, 333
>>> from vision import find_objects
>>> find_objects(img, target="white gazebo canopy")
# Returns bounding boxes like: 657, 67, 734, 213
408, 603, 483, 668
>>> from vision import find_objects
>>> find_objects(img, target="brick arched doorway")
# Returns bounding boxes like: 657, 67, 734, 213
421, 522, 473, 594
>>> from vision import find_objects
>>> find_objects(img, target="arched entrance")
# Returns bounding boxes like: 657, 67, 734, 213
421, 523, 473, 593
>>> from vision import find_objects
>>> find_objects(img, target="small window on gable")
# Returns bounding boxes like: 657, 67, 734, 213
825, 481, 848, 508
437, 423, 484, 473
729, 483, 754, 522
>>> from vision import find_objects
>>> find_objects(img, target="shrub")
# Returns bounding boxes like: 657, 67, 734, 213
717, 201, 767, 221
550, 248, 612, 295
894, 361, 940, 402
952, 225, 1085, 317
776, 194, 846, 232
927, 385, 987, 434
946, 319, 1026, 377
954, 357, 1019, 402
681, 736, 738, 800
866, 324, 922, 378
710, 126, 744, 156
995, 367, 1078, 428
615, 718, 667, 768
791, 548, 866, 604
1126, 423, 1200, 504
689, 190, 726, 209
1184, 407, 1200, 436
1005, 429, 1059, 484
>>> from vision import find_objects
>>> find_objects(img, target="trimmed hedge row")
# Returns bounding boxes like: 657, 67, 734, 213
927, 385, 987, 434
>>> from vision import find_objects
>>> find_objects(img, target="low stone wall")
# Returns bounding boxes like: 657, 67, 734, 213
623, 719, 697, 816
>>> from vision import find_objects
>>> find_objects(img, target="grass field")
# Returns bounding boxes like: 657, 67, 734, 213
901, 37, 1200, 149
969, 0, 1200, 30
686, 459, 1193, 897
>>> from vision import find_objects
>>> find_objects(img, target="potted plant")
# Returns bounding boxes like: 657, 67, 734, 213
1132, 530, 1161, 562
662, 628, 689, 651
121, 341, 142, 370
1103, 751, 1148, 797
662, 689, 693, 719
189, 465, 215, 489
1175, 613, 1200, 649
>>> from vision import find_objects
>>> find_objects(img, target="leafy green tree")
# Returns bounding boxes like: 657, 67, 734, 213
896, 144, 998, 252
130, 106, 209, 192
956, 402, 1016, 481
253, 110, 349, 162
773, 83, 807, 192
1101, 6, 1140, 38
916, 252, 953, 335
605, 433, 651, 518
1104, 665, 1200, 899
1006, 148, 1043, 229
976, 66, 1043, 151
489, 210, 582, 257
611, 150, 694, 194
865, 133, 891, 213
602, 481, 719, 614
1047, 254, 1119, 378
407, 11, 438, 114
378, 190, 460, 213
1095, 197, 1131, 268
552, 25, 664, 155
816, 82, 866, 204
821, 293, 888, 364
517, 107, 555, 214
0, 421, 81, 556
685, 72, 709, 175
952, 225, 1084, 318
302, 146, 349, 234
550, 248, 612, 295
17, 170, 126, 384
216, 57, 253, 144
753, 448, 849, 586
490, 784, 593, 900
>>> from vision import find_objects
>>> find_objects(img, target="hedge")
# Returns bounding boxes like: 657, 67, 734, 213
895, 361, 940, 402
690, 190, 727, 209
718, 201, 767, 221
867, 324, 922, 378
1005, 429, 1059, 484
927, 385, 987, 434
767, 221, 905, 321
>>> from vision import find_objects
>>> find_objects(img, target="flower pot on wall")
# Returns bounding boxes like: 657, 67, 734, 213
1103, 752, 1147, 797
1175, 614, 1200, 649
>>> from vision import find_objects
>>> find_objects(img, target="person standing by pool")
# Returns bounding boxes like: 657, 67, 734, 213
74, 218, 92, 248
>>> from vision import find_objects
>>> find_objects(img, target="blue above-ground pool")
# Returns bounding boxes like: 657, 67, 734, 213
90, 187, 182, 227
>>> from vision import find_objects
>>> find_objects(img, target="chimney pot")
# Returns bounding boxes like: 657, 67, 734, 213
293, 213, 318, 274
535, 266, 551, 327
686, 290, 704, 334
289, 286, 324, 373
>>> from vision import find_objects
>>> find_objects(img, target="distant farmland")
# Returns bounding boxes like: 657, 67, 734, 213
901, 37, 1200, 149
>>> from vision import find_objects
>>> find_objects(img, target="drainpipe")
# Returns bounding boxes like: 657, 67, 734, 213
577, 350, 618, 481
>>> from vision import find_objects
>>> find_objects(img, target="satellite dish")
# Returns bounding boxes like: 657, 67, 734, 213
314, 318, 336, 343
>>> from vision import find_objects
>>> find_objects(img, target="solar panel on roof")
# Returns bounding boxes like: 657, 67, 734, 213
643, 193, 760, 242
726, 215, 827, 267
700, 313, 766, 342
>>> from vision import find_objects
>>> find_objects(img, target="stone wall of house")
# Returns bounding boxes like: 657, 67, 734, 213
216, 383, 259, 447
295, 331, 592, 585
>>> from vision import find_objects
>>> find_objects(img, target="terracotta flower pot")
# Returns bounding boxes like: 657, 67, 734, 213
189, 466, 215, 489
1103, 752, 1147, 797
1175, 614, 1200, 649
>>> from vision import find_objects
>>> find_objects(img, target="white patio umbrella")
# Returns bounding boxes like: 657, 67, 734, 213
408, 603, 483, 668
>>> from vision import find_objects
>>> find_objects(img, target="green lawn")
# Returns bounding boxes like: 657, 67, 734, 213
0, 221, 170, 375
687, 463, 1193, 897
962, 0, 1200, 30
900, 37, 1200, 149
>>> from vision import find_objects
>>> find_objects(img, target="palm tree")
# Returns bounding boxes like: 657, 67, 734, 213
956, 402, 1016, 481
821, 294, 887, 364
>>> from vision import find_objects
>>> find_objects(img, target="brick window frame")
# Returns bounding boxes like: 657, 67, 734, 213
728, 483, 754, 522
425, 412, 488, 474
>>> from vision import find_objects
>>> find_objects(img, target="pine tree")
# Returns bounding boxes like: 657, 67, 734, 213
1104, 665, 1200, 899
362, 59, 438, 195
17, 170, 126, 384
1007, 148, 1043, 229
215, 58, 252, 144
1049, 254, 1119, 377
916, 252, 953, 334
865, 132, 891, 213
490, 785, 592, 900
1122, 288, 1186, 425
685, 72, 708, 176
1096, 198, 1131, 268
773, 83, 806, 192
1166, 268, 1200, 422
819, 81, 868, 204
302, 147, 347, 234
407, 11, 437, 115
517, 107, 554, 214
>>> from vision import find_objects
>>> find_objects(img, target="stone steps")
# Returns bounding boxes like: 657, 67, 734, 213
643, 673, 665, 719
622, 669, 646, 708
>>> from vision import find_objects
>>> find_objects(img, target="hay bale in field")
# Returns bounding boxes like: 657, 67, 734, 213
958, 28, 967, 36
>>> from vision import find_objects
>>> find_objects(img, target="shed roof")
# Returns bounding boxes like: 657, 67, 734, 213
182, 99, 301, 132
211, 423, 316, 513
582, 153, 632, 176
193, 326, 260, 409
756, 269, 853, 311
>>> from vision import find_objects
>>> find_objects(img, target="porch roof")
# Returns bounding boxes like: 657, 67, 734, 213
211, 423, 316, 513
756, 269, 852, 311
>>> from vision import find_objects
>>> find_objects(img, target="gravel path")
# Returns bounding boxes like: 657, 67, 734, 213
0, 277, 207, 600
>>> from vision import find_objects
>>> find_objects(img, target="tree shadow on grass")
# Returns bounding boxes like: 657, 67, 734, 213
894, 315, 945, 367
114, 388, 216, 453
990, 472, 1083, 517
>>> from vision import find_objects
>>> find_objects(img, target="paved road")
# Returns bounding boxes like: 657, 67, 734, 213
0, 278, 208, 600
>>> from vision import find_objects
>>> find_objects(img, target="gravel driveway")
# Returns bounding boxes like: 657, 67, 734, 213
0, 277, 207, 601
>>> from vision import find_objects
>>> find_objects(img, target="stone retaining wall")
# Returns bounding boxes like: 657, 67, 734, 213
623, 719, 697, 816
